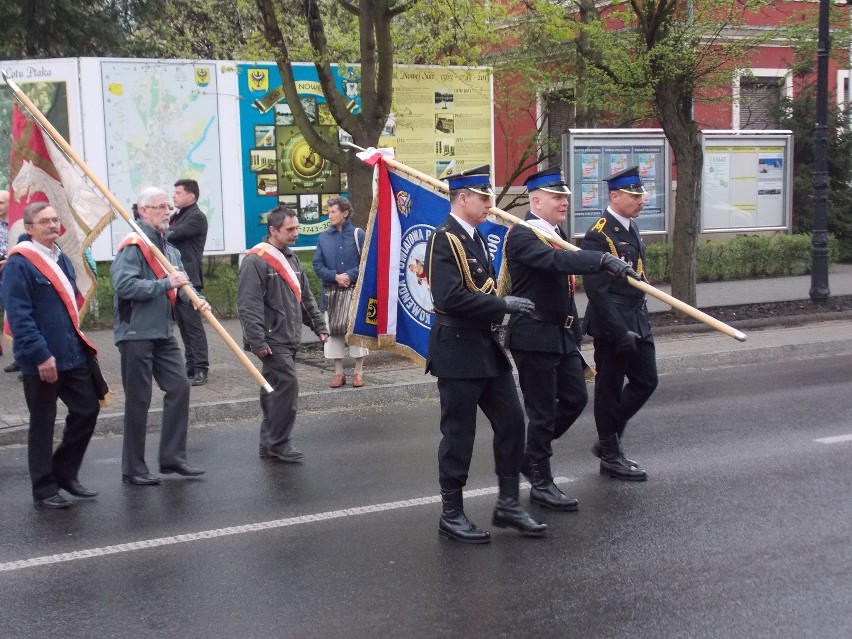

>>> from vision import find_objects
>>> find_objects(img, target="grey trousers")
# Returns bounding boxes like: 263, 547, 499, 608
119, 337, 191, 476
258, 347, 298, 455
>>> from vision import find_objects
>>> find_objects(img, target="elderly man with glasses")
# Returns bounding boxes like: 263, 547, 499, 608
111, 186, 209, 486
2, 202, 107, 508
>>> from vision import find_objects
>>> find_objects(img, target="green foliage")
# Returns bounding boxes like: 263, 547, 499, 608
0, 1, 137, 59
771, 83, 852, 262
643, 234, 839, 284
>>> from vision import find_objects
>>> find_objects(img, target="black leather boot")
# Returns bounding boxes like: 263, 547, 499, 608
439, 489, 491, 544
492, 476, 548, 536
591, 440, 637, 466
599, 435, 647, 481
522, 457, 578, 512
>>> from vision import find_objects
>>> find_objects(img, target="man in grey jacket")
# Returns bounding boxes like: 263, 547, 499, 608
238, 206, 328, 463
111, 186, 210, 485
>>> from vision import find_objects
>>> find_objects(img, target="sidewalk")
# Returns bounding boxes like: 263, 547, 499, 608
1, 265, 851, 446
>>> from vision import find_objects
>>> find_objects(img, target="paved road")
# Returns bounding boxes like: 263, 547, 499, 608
1, 354, 851, 638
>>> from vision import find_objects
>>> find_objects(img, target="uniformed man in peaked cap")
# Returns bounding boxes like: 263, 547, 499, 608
504, 165, 639, 510
581, 165, 657, 481
423, 164, 547, 544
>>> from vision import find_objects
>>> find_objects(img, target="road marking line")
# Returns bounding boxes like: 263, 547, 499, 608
0, 477, 574, 573
814, 434, 852, 444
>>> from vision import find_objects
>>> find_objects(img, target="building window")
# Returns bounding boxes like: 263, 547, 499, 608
542, 87, 575, 167
739, 76, 784, 129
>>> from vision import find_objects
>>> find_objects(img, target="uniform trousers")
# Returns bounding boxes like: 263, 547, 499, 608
119, 337, 191, 476
22, 365, 99, 500
436, 370, 526, 491
258, 347, 299, 455
175, 295, 209, 374
512, 348, 587, 462
592, 338, 658, 439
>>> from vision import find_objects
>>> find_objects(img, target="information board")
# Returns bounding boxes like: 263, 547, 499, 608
564, 130, 669, 237
701, 131, 792, 232
238, 63, 493, 249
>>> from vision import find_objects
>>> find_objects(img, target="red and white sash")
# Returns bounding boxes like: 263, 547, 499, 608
247, 242, 302, 302
117, 233, 177, 306
526, 218, 576, 294
7, 241, 97, 353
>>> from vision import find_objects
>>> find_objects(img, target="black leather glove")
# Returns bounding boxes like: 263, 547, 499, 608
615, 330, 640, 355
600, 253, 640, 280
504, 296, 535, 317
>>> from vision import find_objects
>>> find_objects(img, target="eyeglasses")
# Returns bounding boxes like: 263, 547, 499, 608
27, 217, 60, 226
144, 204, 172, 211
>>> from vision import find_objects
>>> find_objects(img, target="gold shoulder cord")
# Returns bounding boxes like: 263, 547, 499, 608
444, 231, 496, 294
591, 217, 644, 277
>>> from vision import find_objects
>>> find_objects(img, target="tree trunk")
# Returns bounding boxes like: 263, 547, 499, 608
654, 84, 702, 307
347, 154, 375, 229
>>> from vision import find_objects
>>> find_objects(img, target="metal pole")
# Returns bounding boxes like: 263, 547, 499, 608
810, 0, 831, 302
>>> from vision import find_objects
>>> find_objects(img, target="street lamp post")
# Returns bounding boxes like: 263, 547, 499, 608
810, 0, 831, 302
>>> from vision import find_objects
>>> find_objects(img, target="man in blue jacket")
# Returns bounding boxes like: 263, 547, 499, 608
2, 202, 104, 509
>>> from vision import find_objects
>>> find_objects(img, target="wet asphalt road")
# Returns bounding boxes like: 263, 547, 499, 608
1, 354, 851, 639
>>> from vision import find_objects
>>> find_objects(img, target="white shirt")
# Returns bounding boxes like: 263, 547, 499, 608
606, 208, 633, 233
31, 240, 62, 263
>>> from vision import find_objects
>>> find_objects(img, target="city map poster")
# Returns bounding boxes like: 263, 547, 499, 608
100, 60, 225, 252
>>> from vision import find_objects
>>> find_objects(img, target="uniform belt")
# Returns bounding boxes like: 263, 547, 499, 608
528, 310, 574, 329
610, 293, 646, 308
433, 314, 493, 331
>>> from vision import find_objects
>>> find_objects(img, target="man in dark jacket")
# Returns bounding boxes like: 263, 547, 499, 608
423, 165, 546, 544
505, 166, 638, 510
581, 166, 658, 481
112, 187, 208, 486
168, 178, 209, 386
238, 206, 328, 463
2, 202, 105, 508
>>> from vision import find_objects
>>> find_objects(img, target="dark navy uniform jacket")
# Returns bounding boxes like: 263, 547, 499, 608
423, 214, 509, 379
581, 211, 653, 342
505, 212, 603, 353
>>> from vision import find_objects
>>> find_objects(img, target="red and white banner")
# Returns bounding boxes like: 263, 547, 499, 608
8, 103, 113, 317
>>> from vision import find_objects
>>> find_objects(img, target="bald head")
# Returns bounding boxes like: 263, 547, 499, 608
0, 190, 9, 221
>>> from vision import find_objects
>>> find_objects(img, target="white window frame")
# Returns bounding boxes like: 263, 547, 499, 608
732, 68, 793, 130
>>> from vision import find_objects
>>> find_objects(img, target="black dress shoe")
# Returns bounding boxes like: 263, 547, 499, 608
122, 473, 162, 485
190, 370, 208, 386
160, 462, 205, 476
492, 476, 548, 537
59, 479, 98, 498
34, 494, 72, 509
4, 360, 21, 373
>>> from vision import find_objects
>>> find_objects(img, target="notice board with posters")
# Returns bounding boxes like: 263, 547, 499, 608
237, 63, 493, 249
564, 129, 670, 238
700, 131, 792, 232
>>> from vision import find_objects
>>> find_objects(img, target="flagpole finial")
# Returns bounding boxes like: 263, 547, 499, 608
1, 70, 20, 93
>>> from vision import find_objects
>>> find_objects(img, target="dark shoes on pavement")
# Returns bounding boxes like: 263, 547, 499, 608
190, 370, 208, 386
4, 360, 21, 373
160, 462, 205, 476
59, 479, 98, 498
598, 435, 647, 481
521, 457, 579, 512
492, 476, 548, 537
259, 447, 304, 463
122, 473, 162, 486
34, 494, 72, 509
439, 489, 491, 544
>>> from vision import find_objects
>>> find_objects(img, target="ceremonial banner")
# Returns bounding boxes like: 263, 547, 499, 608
349, 152, 509, 364
9, 104, 114, 316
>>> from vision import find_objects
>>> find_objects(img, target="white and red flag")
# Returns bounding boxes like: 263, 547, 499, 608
8, 103, 113, 317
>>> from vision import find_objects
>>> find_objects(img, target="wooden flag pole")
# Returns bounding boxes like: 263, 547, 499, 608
351, 145, 746, 342
3, 72, 274, 392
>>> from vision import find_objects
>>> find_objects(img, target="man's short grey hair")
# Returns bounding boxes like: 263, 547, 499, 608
23, 201, 51, 224
137, 187, 168, 207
